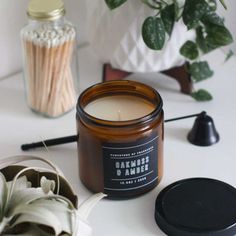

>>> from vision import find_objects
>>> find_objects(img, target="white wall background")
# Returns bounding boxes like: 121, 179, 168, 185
0, 0, 235, 79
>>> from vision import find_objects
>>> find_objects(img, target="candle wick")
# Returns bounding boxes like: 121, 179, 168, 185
118, 110, 122, 121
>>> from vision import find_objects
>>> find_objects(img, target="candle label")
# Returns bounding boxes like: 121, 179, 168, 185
103, 135, 158, 195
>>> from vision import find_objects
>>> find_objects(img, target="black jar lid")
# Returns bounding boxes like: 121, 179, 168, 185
155, 178, 236, 236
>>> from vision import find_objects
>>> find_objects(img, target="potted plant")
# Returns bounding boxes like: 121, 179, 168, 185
0, 155, 105, 236
86, 0, 233, 101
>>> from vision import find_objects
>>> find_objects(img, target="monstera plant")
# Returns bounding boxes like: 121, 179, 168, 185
105, 0, 233, 101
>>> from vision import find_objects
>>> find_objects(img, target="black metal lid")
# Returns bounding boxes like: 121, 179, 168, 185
155, 178, 236, 236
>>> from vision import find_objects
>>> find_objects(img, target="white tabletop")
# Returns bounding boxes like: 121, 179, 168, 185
0, 46, 236, 236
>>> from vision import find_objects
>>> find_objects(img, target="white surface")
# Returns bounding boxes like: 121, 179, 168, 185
0, 46, 236, 235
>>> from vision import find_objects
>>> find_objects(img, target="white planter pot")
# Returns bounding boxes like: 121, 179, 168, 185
86, 0, 194, 73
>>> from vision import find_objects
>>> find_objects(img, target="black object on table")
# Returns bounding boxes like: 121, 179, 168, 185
21, 111, 220, 151
155, 178, 236, 236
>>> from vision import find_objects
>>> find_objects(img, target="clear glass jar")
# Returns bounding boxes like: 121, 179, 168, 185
21, 0, 78, 117
76, 80, 164, 199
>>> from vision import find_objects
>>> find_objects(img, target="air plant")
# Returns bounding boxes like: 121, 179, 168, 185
0, 155, 105, 236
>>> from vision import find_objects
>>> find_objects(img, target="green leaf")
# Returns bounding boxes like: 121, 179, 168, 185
219, 0, 227, 9
206, 24, 234, 47
141, 0, 161, 9
180, 41, 199, 60
206, 0, 217, 11
201, 11, 224, 26
142, 16, 165, 50
191, 89, 213, 101
161, 4, 175, 36
225, 50, 234, 62
173, 0, 180, 20
105, 0, 127, 10
196, 26, 217, 53
196, 27, 208, 53
189, 61, 214, 82
183, 0, 209, 29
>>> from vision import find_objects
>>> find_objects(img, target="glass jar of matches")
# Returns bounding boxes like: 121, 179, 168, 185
21, 0, 78, 117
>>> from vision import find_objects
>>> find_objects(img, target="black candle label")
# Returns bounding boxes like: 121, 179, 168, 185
103, 135, 158, 196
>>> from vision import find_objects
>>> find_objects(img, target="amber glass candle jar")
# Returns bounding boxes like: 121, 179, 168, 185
76, 80, 164, 199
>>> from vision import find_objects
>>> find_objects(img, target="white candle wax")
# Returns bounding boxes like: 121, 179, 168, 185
84, 95, 155, 121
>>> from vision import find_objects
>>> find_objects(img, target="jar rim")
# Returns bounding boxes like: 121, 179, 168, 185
77, 80, 163, 128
